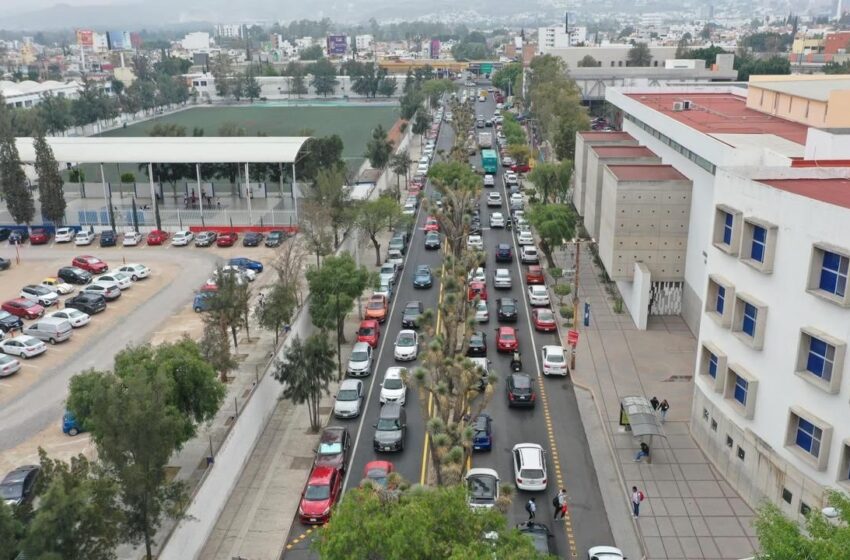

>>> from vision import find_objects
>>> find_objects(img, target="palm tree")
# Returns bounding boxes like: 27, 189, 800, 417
390, 150, 412, 202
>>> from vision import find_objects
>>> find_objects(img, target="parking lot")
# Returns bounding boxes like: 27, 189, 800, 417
0, 234, 281, 475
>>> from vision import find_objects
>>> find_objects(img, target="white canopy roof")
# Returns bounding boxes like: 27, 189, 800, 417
14, 136, 310, 164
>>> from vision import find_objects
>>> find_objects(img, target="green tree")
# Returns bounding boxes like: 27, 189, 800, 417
310, 57, 339, 96
299, 44, 325, 60
66, 340, 224, 560
37, 92, 72, 134
412, 110, 432, 148
399, 89, 425, 120
681, 45, 728, 66
528, 160, 572, 204
315, 486, 544, 559
736, 55, 791, 81
823, 60, 850, 74
205, 268, 251, 348
491, 62, 522, 92
0, 500, 21, 560
256, 281, 298, 345
244, 70, 262, 102
354, 196, 402, 265
20, 450, 123, 560
211, 52, 233, 97
0, 108, 35, 226
33, 131, 67, 225
306, 253, 371, 378
290, 72, 308, 97
155, 56, 192, 76
71, 78, 118, 127
273, 332, 336, 431
427, 161, 481, 257
578, 54, 599, 67
526, 203, 577, 267
377, 76, 398, 97
627, 42, 653, 66
390, 150, 412, 202
365, 124, 393, 170
199, 312, 237, 383
297, 134, 345, 182
311, 166, 351, 248
421, 79, 455, 108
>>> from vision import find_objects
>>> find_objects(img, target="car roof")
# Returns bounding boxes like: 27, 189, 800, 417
339, 379, 361, 390
530, 284, 547, 291
385, 366, 407, 377
405, 301, 422, 308
2, 465, 38, 484
308, 465, 336, 484
544, 345, 564, 355
515, 443, 544, 463
352, 341, 371, 351
466, 467, 499, 479
497, 243, 511, 249
498, 326, 516, 334
416, 265, 429, 271
368, 294, 386, 302
510, 373, 532, 387
384, 368, 403, 380
320, 426, 347, 442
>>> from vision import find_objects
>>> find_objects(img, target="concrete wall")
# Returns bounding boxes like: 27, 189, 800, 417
190, 74, 406, 100
617, 262, 651, 330
574, 134, 639, 219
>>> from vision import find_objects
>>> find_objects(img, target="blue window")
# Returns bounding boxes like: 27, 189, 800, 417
722, 212, 733, 245
795, 417, 822, 458
741, 303, 757, 337
806, 336, 835, 382
733, 375, 748, 405
819, 251, 848, 297
750, 225, 766, 263
715, 285, 726, 314
708, 352, 718, 379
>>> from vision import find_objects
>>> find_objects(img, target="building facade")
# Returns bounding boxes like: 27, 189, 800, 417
537, 25, 587, 50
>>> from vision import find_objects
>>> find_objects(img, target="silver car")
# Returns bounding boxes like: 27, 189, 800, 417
493, 268, 512, 289
333, 379, 364, 418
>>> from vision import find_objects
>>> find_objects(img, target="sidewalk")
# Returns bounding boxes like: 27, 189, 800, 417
551, 242, 759, 560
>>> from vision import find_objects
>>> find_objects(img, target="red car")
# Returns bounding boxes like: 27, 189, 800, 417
511, 163, 532, 174
357, 319, 381, 348
146, 230, 169, 245
2, 298, 45, 320
30, 229, 51, 245
424, 216, 439, 232
216, 232, 238, 247
407, 183, 422, 196
532, 308, 557, 332
468, 280, 488, 302
72, 255, 108, 274
200, 281, 218, 293
298, 465, 342, 525
363, 460, 394, 487
496, 326, 519, 353
526, 265, 545, 285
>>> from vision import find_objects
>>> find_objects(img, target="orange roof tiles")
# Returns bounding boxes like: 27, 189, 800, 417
759, 178, 850, 210
607, 164, 689, 182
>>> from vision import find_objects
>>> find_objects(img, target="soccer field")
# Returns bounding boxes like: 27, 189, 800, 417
77, 104, 400, 183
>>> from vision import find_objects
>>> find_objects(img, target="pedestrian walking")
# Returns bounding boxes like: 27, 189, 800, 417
660, 399, 670, 423
634, 441, 650, 462
631, 486, 644, 517
553, 488, 568, 519
650, 396, 660, 410
525, 497, 537, 521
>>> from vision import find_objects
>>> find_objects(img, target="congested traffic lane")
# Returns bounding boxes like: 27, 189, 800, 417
468, 87, 615, 556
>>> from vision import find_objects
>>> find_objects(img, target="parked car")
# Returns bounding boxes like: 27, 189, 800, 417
518, 521, 554, 554
228, 257, 263, 272
72, 255, 108, 274
587, 546, 626, 560
346, 342, 373, 377
424, 231, 441, 250
0, 257, 9, 271
468, 267, 486, 283
171, 230, 194, 246
298, 466, 342, 525
1, 299, 44, 320
146, 230, 169, 245
0, 310, 23, 335
527, 285, 550, 306
242, 232, 264, 247
122, 231, 143, 246
20, 285, 58, 307
517, 231, 534, 246
192, 291, 215, 312
0, 335, 47, 359
41, 277, 74, 295
23, 317, 73, 344
474, 300, 489, 322
265, 230, 285, 247
465, 468, 500, 509
506, 373, 536, 407
424, 216, 439, 232
62, 411, 83, 436
468, 280, 488, 302
47, 308, 91, 328
363, 461, 394, 488
64, 293, 106, 315
526, 265, 545, 284
380, 263, 399, 286
497, 298, 518, 322
380, 366, 408, 405
511, 163, 532, 174
542, 345, 569, 376
520, 246, 539, 264
388, 233, 408, 254
365, 295, 389, 323
117, 263, 151, 280
57, 266, 92, 285
314, 426, 351, 471
54, 227, 74, 243
99, 230, 117, 247
29, 229, 51, 245
194, 231, 217, 247
356, 319, 380, 348
98, 272, 133, 290
216, 232, 238, 247
373, 402, 406, 452
532, 308, 557, 332
496, 326, 519, 352
0, 465, 40, 507
512, 443, 547, 491
467, 235, 484, 251
74, 230, 95, 246
82, 281, 121, 301
8, 230, 29, 245
393, 329, 419, 361
471, 413, 493, 451
387, 250, 404, 269
401, 300, 424, 329
0, 354, 21, 377
467, 330, 487, 357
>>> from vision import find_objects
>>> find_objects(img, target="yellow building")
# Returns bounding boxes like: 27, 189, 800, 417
377, 59, 468, 74
746, 75, 850, 128
20, 43, 37, 65
791, 37, 824, 54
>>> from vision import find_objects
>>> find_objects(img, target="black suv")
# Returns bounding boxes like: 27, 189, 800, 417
265, 230, 285, 247
65, 293, 107, 314
497, 298, 518, 322
99, 230, 117, 247
506, 373, 535, 407
0, 465, 40, 507
401, 301, 424, 328
8, 230, 29, 245
467, 331, 487, 357
57, 266, 92, 285
495, 243, 513, 263
243, 232, 264, 247
0, 310, 23, 335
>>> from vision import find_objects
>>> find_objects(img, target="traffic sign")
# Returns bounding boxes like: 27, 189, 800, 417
567, 329, 579, 346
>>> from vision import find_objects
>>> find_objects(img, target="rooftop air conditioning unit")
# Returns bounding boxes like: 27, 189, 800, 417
672, 101, 684, 112
683, 99, 693, 109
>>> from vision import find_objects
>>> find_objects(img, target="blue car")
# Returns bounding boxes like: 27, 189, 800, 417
413, 264, 433, 288
472, 413, 493, 452
62, 411, 83, 436
193, 292, 215, 312
228, 257, 263, 273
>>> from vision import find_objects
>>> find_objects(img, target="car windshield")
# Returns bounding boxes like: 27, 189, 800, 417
477, 302, 487, 311
512, 376, 532, 393
538, 310, 554, 321
377, 418, 400, 431
304, 483, 330, 501
19, 300, 35, 308
467, 475, 497, 501
502, 302, 516, 312
384, 378, 404, 390
23, 339, 41, 347
350, 351, 369, 362
359, 327, 375, 336
366, 469, 388, 484
548, 351, 564, 363
367, 300, 384, 310
521, 468, 545, 479
501, 331, 516, 341
337, 389, 359, 401
397, 334, 415, 346
319, 442, 342, 455
0, 483, 22, 500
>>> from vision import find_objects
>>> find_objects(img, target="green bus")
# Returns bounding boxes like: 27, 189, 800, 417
481, 149, 498, 174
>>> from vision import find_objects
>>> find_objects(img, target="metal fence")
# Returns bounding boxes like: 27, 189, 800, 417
76, 207, 298, 230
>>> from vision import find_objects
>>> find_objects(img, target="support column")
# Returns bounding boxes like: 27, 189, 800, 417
148, 163, 156, 204
292, 162, 298, 225
196, 163, 205, 227
244, 162, 253, 224
100, 163, 112, 228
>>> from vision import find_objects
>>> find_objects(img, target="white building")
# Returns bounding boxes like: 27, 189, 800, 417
538, 25, 587, 50
0, 80, 82, 108
181, 32, 212, 52
589, 80, 850, 519
355, 34, 374, 51
216, 24, 244, 39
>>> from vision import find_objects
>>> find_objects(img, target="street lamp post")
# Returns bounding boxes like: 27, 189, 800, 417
566, 236, 595, 371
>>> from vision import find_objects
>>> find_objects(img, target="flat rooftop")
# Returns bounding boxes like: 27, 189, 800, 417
625, 92, 809, 145
751, 77, 850, 103
592, 146, 658, 158
607, 164, 689, 182
759, 178, 850, 210
579, 131, 635, 141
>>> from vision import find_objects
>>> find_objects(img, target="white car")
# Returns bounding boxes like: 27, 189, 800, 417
97, 271, 133, 290
40, 278, 74, 295
419, 155, 430, 165
489, 212, 505, 228
483, 174, 495, 187
520, 246, 539, 263
494, 268, 512, 289
402, 201, 416, 215
486, 192, 502, 207
468, 267, 486, 283
123, 231, 143, 246
505, 171, 519, 185
502, 156, 515, 167
512, 443, 547, 491
380, 366, 408, 405
394, 330, 419, 362
82, 281, 121, 300
20, 285, 59, 307
387, 250, 404, 269
474, 300, 489, 322
215, 266, 255, 282
117, 263, 151, 280
333, 378, 363, 419
542, 345, 569, 376
416, 162, 429, 174
74, 231, 95, 246
47, 308, 91, 328
0, 335, 47, 359
528, 285, 550, 306
0, 354, 21, 377
517, 231, 534, 246
509, 193, 524, 210
467, 235, 484, 251
587, 546, 626, 560
171, 230, 194, 246
54, 227, 74, 243
379, 263, 398, 286
375, 279, 393, 301
466, 468, 500, 510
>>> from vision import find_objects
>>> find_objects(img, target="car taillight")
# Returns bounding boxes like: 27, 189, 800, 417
531, 393, 536, 401
516, 478, 522, 484
508, 392, 514, 400
542, 478, 547, 485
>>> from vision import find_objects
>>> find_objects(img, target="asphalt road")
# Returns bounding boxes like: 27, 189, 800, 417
282, 83, 614, 558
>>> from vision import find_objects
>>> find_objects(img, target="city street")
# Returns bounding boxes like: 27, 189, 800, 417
282, 84, 614, 558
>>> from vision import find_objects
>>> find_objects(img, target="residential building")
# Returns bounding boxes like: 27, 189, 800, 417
0, 80, 82, 108
181, 32, 212, 52
216, 24, 244, 39
355, 34, 374, 52
538, 25, 587, 50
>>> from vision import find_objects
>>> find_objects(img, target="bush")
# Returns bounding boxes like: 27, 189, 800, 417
547, 267, 562, 284
553, 283, 572, 304
613, 297, 624, 314
120, 172, 136, 183
559, 305, 573, 319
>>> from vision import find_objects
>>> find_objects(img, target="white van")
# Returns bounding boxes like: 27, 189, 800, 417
23, 317, 73, 344
74, 230, 95, 246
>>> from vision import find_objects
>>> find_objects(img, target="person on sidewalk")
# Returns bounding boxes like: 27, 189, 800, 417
525, 497, 537, 521
553, 489, 568, 519
660, 399, 670, 423
650, 396, 660, 410
631, 486, 644, 517
634, 441, 650, 462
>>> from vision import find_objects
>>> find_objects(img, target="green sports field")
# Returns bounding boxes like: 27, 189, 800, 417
73, 104, 399, 183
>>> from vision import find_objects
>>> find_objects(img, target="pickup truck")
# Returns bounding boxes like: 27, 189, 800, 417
477, 132, 493, 149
